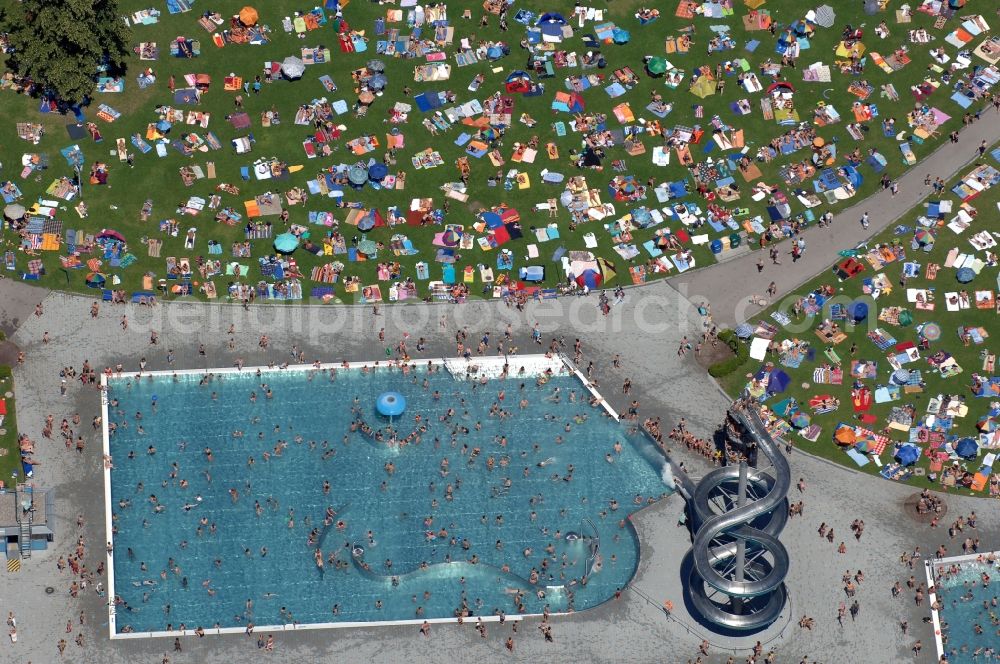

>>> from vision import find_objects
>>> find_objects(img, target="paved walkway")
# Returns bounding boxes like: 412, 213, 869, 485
668, 115, 1000, 326
0, 282, 994, 663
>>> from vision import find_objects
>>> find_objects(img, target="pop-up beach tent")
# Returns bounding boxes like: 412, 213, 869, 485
689, 76, 715, 98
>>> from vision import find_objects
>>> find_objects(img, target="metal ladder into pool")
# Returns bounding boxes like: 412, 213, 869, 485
15, 484, 33, 560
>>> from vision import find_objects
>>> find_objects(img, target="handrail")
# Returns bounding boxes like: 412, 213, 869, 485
627, 580, 794, 655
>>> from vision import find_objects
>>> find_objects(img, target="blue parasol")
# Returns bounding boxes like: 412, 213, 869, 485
273, 232, 299, 254
955, 437, 979, 459
368, 163, 388, 182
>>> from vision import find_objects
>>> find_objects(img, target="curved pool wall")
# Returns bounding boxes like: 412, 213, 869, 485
102, 356, 672, 637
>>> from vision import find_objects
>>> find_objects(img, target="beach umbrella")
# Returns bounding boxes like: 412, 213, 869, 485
84, 272, 105, 288
791, 412, 811, 429
814, 5, 835, 28
442, 229, 461, 247
956, 267, 975, 283
358, 238, 377, 256
3, 203, 25, 220
894, 444, 920, 466
273, 233, 299, 254
734, 323, 754, 339
645, 57, 668, 76
348, 165, 368, 188
914, 229, 934, 247
955, 437, 979, 459
891, 369, 911, 385
575, 269, 603, 290
281, 56, 305, 80
358, 90, 375, 105
898, 310, 914, 326
864, 0, 879, 14
612, 28, 630, 44
156, 119, 172, 133
238, 6, 259, 26
367, 59, 385, 73
368, 163, 388, 183
835, 427, 857, 445
357, 212, 376, 232
368, 74, 387, 91
920, 322, 941, 341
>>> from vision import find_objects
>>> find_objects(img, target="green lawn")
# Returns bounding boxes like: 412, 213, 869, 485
0, 0, 994, 302
0, 366, 19, 485
717, 144, 1000, 493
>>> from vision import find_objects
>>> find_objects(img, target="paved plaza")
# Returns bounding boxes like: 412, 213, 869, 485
0, 277, 995, 664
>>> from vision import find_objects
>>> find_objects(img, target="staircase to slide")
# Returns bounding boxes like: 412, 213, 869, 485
683, 397, 791, 632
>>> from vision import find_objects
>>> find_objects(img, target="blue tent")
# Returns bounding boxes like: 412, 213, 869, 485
771, 370, 790, 393
894, 444, 920, 466
955, 437, 979, 459
849, 301, 868, 322
537, 12, 566, 38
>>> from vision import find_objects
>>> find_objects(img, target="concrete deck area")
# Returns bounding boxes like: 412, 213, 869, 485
0, 281, 996, 664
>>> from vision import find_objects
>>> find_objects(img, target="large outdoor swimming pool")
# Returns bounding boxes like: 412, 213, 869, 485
931, 555, 1000, 662
104, 357, 671, 635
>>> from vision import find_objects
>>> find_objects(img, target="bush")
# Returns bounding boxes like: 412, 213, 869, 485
708, 329, 750, 378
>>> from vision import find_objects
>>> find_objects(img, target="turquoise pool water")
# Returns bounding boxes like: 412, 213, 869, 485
106, 363, 670, 633
934, 558, 1000, 662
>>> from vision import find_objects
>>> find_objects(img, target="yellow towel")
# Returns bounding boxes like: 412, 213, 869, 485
40, 233, 60, 251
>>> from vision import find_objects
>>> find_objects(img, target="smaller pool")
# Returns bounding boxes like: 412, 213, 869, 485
931, 554, 1000, 662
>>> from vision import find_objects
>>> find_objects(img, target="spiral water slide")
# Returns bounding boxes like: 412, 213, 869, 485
685, 400, 791, 631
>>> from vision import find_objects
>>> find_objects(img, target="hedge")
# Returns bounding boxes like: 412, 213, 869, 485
708, 329, 751, 378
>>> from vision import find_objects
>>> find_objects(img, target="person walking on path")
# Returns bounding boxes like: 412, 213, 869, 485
977, 139, 988, 157
860, 211, 870, 229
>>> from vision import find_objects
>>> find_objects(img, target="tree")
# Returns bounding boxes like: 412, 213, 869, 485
1, 0, 131, 105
